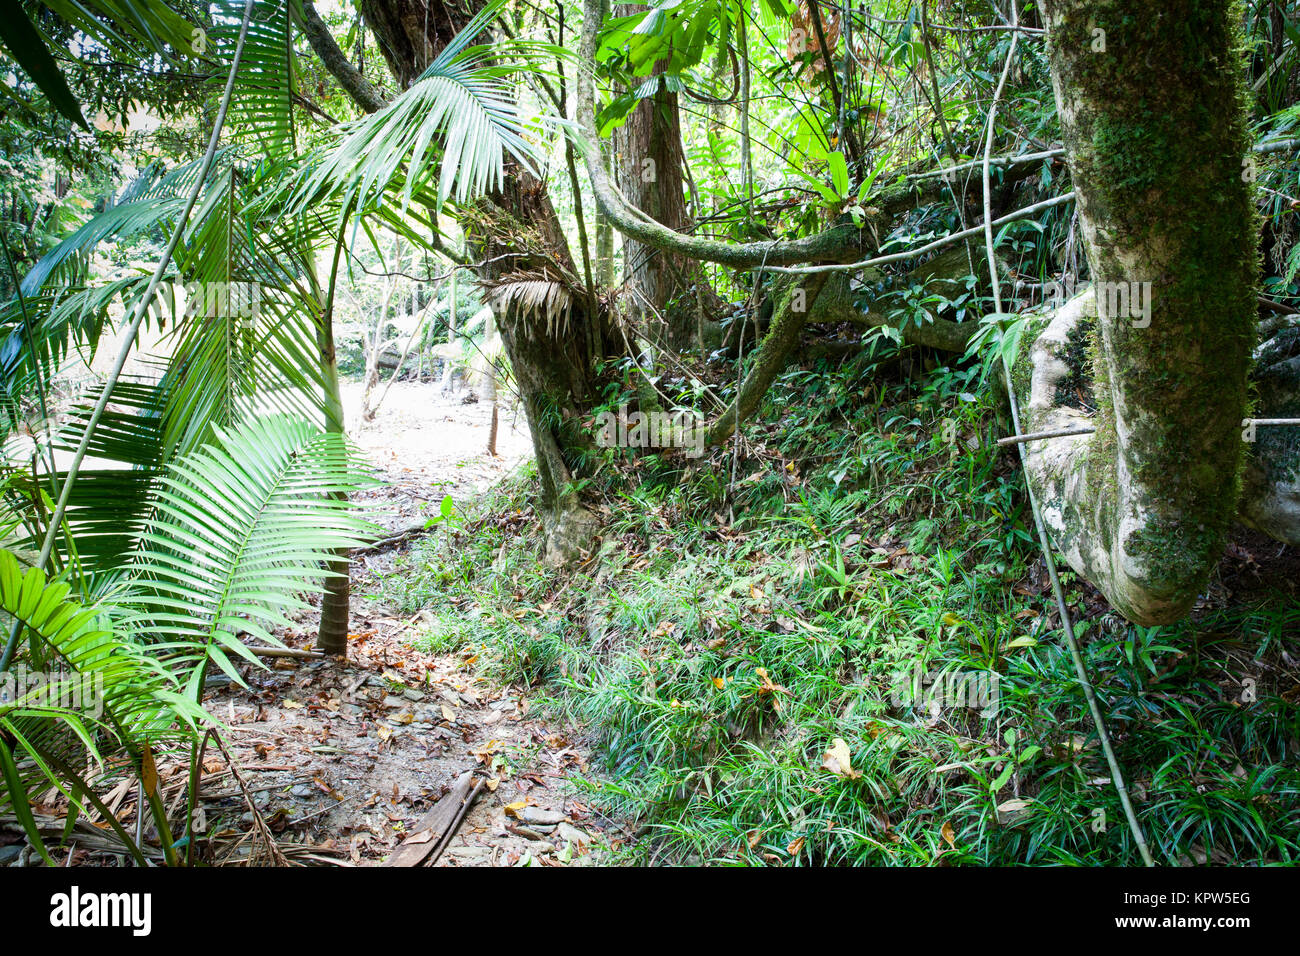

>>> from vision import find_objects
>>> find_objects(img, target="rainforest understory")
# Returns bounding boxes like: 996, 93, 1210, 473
2, 0, 1299, 868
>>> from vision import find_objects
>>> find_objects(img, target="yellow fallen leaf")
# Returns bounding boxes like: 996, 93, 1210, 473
821, 738, 861, 780
503, 800, 529, 818
787, 836, 805, 855
711, 677, 727, 690
441, 704, 456, 722
941, 820, 955, 849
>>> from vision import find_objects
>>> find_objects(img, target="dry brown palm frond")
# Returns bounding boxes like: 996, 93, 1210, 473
482, 273, 576, 335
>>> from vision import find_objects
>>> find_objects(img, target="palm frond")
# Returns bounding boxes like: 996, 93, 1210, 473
210, 0, 298, 162
0, 547, 203, 861
43, 0, 197, 59
288, 0, 542, 216
1, 378, 166, 577
482, 274, 577, 335
116, 415, 378, 699
19, 196, 188, 296
159, 163, 333, 456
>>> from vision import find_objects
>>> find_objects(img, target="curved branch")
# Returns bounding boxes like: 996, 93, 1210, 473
704, 274, 830, 446
299, 1, 389, 114
575, 0, 867, 269
683, 45, 740, 106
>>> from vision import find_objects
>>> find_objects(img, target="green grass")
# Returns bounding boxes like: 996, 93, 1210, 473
374, 350, 1300, 866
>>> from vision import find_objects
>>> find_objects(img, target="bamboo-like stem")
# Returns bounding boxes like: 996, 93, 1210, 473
996, 426, 1096, 447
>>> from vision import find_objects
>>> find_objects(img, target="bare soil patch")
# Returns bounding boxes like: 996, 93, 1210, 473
194, 382, 625, 867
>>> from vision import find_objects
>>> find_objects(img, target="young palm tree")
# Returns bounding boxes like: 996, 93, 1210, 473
0, 0, 546, 859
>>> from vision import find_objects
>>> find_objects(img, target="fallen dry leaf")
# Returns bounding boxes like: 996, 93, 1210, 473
821, 738, 861, 780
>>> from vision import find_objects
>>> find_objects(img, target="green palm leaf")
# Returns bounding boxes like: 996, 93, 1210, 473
209, 0, 298, 162
117, 415, 378, 699
0, 547, 203, 862
288, 0, 542, 216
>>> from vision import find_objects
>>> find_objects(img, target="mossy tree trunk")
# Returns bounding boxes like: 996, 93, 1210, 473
1020, 0, 1260, 624
360, 0, 620, 562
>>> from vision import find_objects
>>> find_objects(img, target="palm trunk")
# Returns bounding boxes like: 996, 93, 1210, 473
316, 228, 351, 655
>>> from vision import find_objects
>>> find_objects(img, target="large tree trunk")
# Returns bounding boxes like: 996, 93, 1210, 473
1019, 0, 1259, 624
613, 5, 715, 350
359, 0, 618, 561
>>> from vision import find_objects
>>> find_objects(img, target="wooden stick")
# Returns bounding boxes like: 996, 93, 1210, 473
384, 770, 478, 867
997, 426, 1096, 447
355, 523, 432, 554
428, 776, 484, 867
248, 647, 324, 660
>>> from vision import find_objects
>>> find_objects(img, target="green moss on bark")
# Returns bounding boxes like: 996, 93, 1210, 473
1039, 0, 1261, 618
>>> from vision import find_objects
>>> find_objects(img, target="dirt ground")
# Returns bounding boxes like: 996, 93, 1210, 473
195, 381, 627, 867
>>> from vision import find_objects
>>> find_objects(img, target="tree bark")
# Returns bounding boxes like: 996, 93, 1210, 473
358, 0, 618, 561
1019, 0, 1259, 624
300, 2, 388, 113
613, 4, 715, 348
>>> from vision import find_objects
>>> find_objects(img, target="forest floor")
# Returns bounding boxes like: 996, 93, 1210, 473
194, 381, 626, 867
9, 359, 1295, 868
